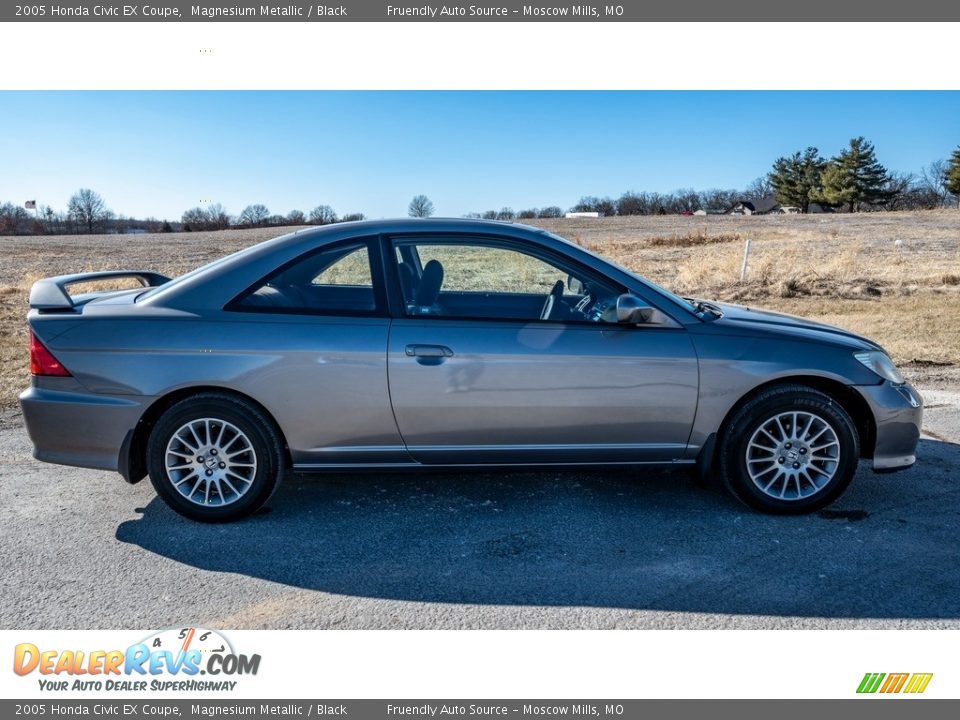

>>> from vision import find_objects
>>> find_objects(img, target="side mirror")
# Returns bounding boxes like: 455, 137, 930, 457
615, 294, 655, 324
567, 275, 585, 295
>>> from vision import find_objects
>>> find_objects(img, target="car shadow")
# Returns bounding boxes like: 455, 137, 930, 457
116, 438, 960, 621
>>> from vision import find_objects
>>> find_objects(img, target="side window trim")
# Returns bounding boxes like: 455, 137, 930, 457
226, 236, 389, 318
384, 233, 631, 327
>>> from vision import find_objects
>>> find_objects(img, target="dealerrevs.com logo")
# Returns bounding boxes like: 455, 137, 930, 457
13, 627, 261, 692
857, 673, 933, 694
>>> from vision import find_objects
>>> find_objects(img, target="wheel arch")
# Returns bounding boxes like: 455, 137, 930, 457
119, 386, 292, 484
698, 375, 877, 478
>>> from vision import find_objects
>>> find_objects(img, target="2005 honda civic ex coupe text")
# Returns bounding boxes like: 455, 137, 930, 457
20, 219, 922, 521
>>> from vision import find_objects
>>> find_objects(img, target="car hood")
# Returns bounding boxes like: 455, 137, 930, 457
701, 300, 883, 352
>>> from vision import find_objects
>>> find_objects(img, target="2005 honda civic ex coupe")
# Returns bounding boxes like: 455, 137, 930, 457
20, 219, 922, 521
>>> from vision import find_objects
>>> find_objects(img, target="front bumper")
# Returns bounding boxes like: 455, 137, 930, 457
854, 381, 923, 472
19, 381, 151, 473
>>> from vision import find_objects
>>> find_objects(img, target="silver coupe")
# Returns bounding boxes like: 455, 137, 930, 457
21, 219, 922, 521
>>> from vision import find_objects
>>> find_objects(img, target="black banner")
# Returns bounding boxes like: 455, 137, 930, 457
1, 700, 958, 719
5, 0, 959, 22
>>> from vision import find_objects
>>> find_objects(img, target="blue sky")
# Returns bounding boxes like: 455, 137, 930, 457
1, 91, 958, 220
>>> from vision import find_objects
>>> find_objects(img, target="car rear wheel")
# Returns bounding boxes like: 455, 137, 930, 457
146, 393, 285, 522
718, 385, 860, 514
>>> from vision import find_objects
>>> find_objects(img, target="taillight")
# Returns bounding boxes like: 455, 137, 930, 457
29, 331, 71, 377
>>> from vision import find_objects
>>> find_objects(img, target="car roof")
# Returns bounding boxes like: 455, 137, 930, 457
286, 217, 548, 241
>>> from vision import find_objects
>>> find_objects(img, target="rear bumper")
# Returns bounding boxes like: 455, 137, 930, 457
854, 381, 923, 472
19, 383, 150, 473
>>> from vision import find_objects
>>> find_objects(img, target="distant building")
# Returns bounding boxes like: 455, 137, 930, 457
693, 209, 707, 216
565, 212, 600, 219
726, 195, 782, 215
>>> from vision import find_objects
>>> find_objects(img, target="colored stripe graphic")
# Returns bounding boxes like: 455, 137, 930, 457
857, 673, 886, 693
880, 673, 909, 693
857, 672, 932, 694
904, 673, 933, 694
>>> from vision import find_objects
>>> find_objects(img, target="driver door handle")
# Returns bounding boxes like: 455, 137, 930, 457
405, 344, 454, 358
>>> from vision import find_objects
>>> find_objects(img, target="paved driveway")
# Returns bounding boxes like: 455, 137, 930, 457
1, 390, 958, 630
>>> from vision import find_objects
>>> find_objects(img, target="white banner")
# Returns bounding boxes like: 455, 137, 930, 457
1, 629, 954, 699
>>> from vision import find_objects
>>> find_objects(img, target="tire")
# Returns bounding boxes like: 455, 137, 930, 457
146, 393, 286, 522
718, 384, 860, 515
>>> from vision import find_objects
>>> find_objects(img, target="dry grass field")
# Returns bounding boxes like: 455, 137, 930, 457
1, 211, 958, 410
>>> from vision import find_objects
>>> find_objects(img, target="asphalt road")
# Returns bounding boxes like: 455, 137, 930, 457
2, 390, 958, 630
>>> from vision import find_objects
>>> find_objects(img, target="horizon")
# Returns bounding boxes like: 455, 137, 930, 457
2, 90, 958, 221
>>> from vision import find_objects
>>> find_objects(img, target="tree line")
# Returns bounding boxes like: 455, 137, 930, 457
464, 140, 960, 218
0, 190, 368, 236
2, 142, 958, 235
180, 202, 365, 231
769, 138, 960, 213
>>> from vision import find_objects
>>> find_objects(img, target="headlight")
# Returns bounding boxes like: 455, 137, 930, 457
854, 351, 904, 385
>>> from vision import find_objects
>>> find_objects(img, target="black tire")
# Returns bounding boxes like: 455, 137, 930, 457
718, 384, 860, 515
146, 393, 286, 522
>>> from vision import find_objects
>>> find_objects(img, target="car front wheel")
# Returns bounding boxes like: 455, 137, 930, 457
146, 393, 285, 522
719, 385, 860, 514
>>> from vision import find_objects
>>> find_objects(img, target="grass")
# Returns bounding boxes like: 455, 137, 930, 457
1, 211, 959, 409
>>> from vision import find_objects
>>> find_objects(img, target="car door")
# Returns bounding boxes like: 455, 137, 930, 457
385, 235, 699, 465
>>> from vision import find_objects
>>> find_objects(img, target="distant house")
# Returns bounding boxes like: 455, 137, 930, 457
693, 209, 707, 216
808, 203, 835, 214
565, 212, 600, 219
726, 195, 782, 215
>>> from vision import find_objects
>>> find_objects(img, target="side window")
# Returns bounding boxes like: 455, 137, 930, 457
312, 245, 372, 287
237, 242, 378, 314
416, 245, 568, 294
394, 240, 620, 323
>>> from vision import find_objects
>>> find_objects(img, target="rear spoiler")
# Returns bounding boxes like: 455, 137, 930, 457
29, 271, 171, 312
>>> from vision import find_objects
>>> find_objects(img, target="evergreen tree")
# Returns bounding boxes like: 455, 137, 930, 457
768, 147, 826, 213
946, 146, 960, 208
812, 137, 894, 212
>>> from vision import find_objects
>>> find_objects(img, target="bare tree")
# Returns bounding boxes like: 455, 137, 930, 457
496, 207, 516, 220
286, 209, 306, 225
571, 196, 615, 216
67, 188, 111, 234
181, 206, 209, 231
517, 209, 538, 219
918, 160, 950, 208
340, 212, 366, 222
537, 206, 563, 219
615, 192, 648, 216
0, 202, 30, 235
309, 205, 338, 225
39, 205, 60, 234
673, 188, 702, 213
207, 203, 231, 230
743, 176, 774, 201
238, 204, 270, 228
408, 194, 435, 218
882, 172, 918, 211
